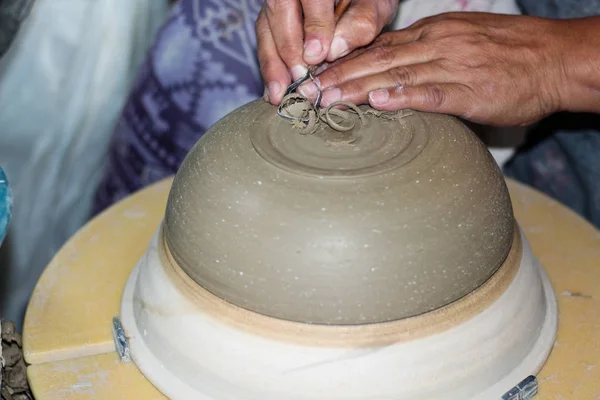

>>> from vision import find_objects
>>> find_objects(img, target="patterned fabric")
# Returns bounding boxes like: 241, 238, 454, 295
93, 0, 263, 210
94, 0, 600, 229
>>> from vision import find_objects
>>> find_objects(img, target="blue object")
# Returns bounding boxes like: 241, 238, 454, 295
0, 166, 11, 246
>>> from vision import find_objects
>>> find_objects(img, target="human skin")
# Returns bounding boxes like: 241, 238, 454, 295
294, 13, 600, 127
255, 0, 399, 104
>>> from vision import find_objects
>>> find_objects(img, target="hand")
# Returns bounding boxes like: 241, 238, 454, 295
299, 13, 599, 127
256, 0, 399, 105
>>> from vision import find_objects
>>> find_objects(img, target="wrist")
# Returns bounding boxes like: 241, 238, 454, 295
553, 17, 600, 114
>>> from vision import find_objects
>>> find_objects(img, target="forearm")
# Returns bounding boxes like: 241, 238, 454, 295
556, 16, 600, 114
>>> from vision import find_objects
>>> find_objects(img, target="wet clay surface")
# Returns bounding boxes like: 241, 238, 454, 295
164, 99, 514, 325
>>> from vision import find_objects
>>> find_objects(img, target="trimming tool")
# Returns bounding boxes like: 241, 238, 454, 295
282, 0, 353, 109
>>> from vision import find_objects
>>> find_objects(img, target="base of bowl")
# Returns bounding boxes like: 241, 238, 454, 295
120, 223, 557, 400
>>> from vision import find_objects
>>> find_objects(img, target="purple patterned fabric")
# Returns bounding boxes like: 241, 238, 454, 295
93, 0, 263, 212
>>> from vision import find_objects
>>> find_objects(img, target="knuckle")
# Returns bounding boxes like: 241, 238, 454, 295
350, 13, 379, 44
461, 105, 476, 120
258, 57, 278, 77
265, 0, 296, 16
342, 78, 369, 98
441, 53, 470, 70
304, 19, 330, 33
387, 67, 416, 87
255, 15, 267, 33
426, 86, 447, 108
323, 65, 345, 86
412, 14, 445, 32
423, 18, 469, 38
264, 0, 277, 12
373, 32, 393, 47
277, 40, 296, 54
369, 46, 395, 68
437, 57, 459, 72
278, 42, 299, 64
255, 8, 270, 34
422, 21, 445, 36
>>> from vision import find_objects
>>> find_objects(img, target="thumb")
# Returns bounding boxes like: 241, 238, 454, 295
301, 0, 336, 65
329, 0, 399, 61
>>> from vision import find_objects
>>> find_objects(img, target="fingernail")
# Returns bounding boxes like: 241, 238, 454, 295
263, 86, 270, 102
304, 39, 323, 59
291, 65, 308, 81
321, 88, 341, 106
268, 81, 281, 99
369, 89, 389, 105
298, 82, 318, 99
329, 36, 349, 60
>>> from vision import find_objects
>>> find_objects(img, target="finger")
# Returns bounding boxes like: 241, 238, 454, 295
256, 8, 290, 104
309, 46, 369, 77
299, 42, 434, 99
310, 28, 421, 79
329, 0, 399, 61
300, 0, 335, 65
368, 83, 475, 118
319, 62, 453, 106
264, 0, 308, 81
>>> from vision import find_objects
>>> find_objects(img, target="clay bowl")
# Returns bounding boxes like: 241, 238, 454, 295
120, 100, 557, 399
163, 100, 515, 325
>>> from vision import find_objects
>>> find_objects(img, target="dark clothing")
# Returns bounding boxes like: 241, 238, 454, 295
504, 0, 600, 226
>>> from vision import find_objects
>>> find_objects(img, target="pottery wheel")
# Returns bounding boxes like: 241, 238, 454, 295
107, 100, 557, 399
22, 177, 600, 400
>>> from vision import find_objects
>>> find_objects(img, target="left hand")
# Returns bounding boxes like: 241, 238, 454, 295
298, 13, 571, 127
256, 0, 399, 105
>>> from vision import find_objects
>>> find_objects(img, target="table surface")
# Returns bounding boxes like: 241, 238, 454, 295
22, 178, 600, 400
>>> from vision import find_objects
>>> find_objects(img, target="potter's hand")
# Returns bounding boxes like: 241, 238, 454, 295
300, 13, 600, 127
256, 0, 399, 105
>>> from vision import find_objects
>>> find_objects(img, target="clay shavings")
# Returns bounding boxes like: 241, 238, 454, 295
277, 93, 413, 135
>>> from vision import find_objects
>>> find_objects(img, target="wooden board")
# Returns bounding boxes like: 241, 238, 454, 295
23, 178, 600, 399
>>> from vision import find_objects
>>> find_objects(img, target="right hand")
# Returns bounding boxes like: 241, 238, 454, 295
256, 0, 399, 105
296, 13, 600, 127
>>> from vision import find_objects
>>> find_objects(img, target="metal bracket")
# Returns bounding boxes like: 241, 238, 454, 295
501, 376, 538, 400
112, 316, 131, 363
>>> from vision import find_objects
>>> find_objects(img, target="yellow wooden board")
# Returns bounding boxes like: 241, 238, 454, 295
23, 178, 600, 399
28, 353, 165, 400
22, 179, 171, 365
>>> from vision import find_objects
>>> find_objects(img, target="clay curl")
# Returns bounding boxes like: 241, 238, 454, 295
277, 94, 367, 135
277, 94, 414, 136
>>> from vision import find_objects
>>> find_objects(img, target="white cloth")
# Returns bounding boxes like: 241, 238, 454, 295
0, 0, 169, 327
393, 0, 521, 29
